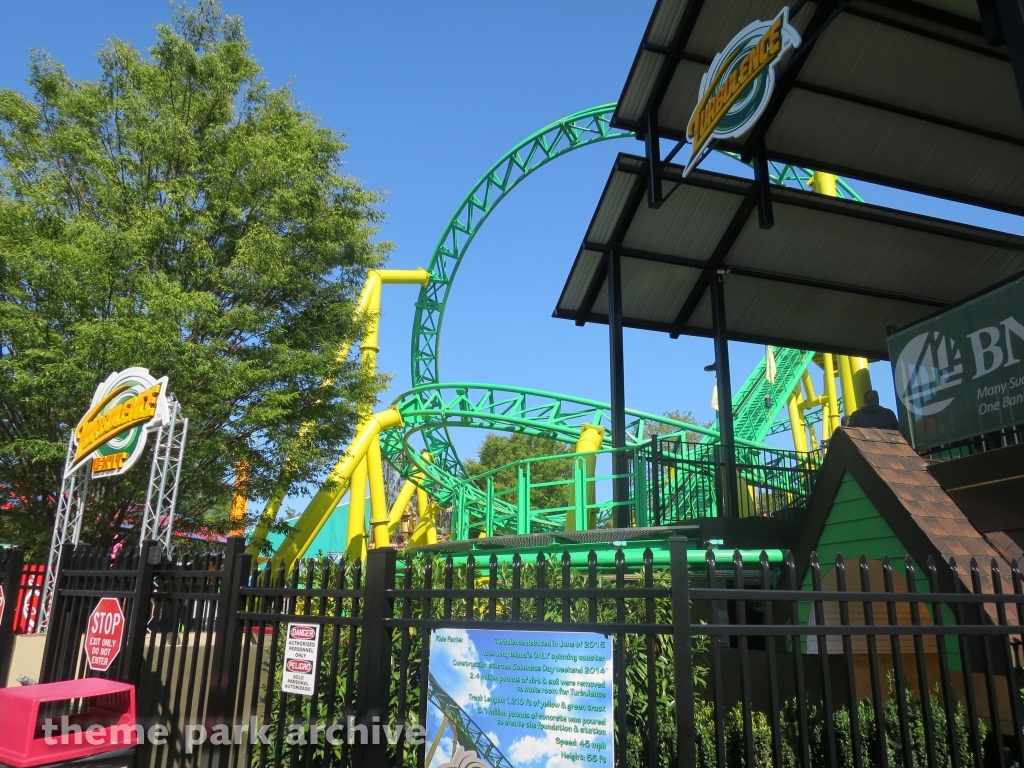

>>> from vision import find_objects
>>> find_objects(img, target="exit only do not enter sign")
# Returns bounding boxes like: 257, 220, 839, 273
85, 597, 126, 673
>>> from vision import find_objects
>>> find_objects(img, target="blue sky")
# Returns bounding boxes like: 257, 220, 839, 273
5, 1, 1024, 511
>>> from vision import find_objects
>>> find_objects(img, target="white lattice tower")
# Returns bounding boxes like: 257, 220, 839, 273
38, 436, 89, 633
140, 397, 189, 550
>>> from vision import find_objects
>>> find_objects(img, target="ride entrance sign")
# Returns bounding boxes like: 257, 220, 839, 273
426, 628, 612, 768
888, 275, 1024, 450
85, 597, 125, 673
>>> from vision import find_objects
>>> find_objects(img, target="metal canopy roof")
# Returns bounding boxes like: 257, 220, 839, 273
615, 0, 1024, 214
553, 154, 1024, 358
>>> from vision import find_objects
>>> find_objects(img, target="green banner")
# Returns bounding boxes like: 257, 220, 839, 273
887, 275, 1024, 450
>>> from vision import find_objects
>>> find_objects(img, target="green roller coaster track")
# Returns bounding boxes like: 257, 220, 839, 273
427, 673, 514, 768
375, 105, 861, 527
273, 105, 865, 554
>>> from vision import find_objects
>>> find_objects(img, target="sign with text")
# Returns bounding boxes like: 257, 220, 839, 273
888, 276, 1024, 449
427, 628, 612, 768
684, 7, 801, 176
280, 622, 320, 696
85, 597, 125, 672
71, 367, 170, 479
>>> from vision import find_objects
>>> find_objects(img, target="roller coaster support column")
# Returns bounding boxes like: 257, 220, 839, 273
710, 270, 739, 518
247, 268, 429, 557
568, 424, 605, 531
851, 357, 872, 407
367, 437, 391, 549
409, 500, 438, 546
346, 457, 370, 562
607, 249, 630, 526
271, 407, 403, 569
787, 393, 810, 454
386, 477, 419, 538
838, 355, 857, 418
821, 353, 841, 439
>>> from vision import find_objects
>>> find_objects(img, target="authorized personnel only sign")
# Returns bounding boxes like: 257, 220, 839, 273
280, 622, 320, 696
85, 597, 126, 672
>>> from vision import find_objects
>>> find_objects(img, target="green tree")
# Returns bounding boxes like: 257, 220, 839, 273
644, 409, 716, 443
463, 432, 574, 515
0, 1, 391, 557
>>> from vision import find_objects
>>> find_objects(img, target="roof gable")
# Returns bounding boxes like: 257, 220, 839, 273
792, 427, 1023, 601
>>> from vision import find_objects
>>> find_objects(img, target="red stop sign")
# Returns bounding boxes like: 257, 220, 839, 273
85, 597, 125, 672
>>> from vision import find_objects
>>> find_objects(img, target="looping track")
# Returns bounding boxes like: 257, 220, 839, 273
375, 105, 860, 537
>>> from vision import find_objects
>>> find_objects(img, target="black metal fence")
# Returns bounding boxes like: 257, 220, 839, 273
37, 536, 1024, 768
0, 545, 24, 685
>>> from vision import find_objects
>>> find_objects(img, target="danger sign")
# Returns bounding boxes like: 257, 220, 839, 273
85, 597, 125, 672
280, 622, 320, 696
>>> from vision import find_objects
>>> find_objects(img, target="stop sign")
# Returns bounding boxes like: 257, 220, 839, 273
85, 597, 125, 672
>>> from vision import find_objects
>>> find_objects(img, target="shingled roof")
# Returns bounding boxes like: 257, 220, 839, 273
792, 427, 1023, 606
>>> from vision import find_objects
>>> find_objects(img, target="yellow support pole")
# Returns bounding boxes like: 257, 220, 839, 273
809, 171, 838, 197
787, 393, 810, 454
409, 500, 439, 547
821, 353, 841, 438
367, 436, 391, 549
838, 355, 858, 417
346, 457, 369, 562
801, 371, 818, 402
570, 424, 605, 531
248, 268, 429, 557
416, 486, 429, 531
851, 357, 872, 408
266, 406, 403, 569
386, 478, 418, 537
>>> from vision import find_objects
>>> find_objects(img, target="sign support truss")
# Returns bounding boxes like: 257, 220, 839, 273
140, 397, 189, 550
38, 395, 189, 634
37, 439, 89, 633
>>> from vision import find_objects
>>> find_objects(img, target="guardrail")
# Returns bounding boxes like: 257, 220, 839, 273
448, 439, 822, 538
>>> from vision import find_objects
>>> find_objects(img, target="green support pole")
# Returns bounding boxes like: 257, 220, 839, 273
633, 447, 648, 527
485, 477, 494, 538
517, 465, 529, 535
574, 457, 587, 531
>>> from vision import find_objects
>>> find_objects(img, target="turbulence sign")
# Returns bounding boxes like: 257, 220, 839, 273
888, 276, 1024, 449
684, 7, 801, 176
426, 629, 612, 768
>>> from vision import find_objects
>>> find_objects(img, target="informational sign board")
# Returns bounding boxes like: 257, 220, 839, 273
85, 597, 125, 672
887, 275, 1024, 449
427, 628, 613, 768
280, 622, 320, 696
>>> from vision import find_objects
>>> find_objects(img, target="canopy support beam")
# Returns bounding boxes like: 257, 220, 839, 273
710, 271, 738, 519
607, 248, 630, 527
994, 0, 1024, 115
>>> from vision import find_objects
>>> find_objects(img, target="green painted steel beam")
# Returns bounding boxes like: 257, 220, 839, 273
380, 382, 779, 507
412, 106, 630, 390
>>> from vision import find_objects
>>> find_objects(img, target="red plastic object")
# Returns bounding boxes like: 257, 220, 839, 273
0, 679, 136, 768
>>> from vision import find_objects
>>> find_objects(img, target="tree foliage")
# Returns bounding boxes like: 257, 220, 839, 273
0, 1, 391, 557
463, 432, 574, 514
644, 409, 716, 443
